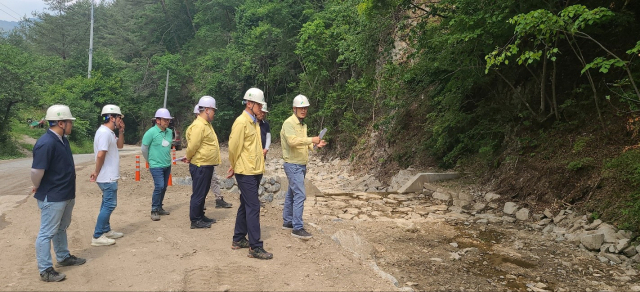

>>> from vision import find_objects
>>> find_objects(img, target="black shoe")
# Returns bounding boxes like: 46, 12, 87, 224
202, 216, 217, 223
292, 228, 313, 240
231, 238, 250, 250
40, 267, 66, 282
157, 208, 170, 215
216, 199, 233, 208
282, 222, 293, 230
150, 211, 160, 221
248, 246, 273, 260
190, 220, 212, 229
56, 255, 86, 267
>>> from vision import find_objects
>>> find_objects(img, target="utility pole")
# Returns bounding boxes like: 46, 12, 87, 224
163, 70, 169, 108
87, 0, 94, 78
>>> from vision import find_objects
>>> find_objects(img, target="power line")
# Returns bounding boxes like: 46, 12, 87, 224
0, 7, 20, 21
0, 2, 22, 19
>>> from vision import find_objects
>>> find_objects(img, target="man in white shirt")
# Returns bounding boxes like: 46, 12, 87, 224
89, 104, 125, 246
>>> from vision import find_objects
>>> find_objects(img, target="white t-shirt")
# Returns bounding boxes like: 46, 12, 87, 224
94, 125, 120, 183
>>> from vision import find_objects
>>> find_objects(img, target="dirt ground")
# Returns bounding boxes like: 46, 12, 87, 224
1, 143, 639, 291
0, 145, 391, 291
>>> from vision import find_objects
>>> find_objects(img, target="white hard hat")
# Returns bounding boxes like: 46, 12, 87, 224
45, 105, 76, 121
101, 104, 122, 116
193, 104, 199, 114
154, 108, 173, 119
261, 104, 269, 113
293, 94, 310, 107
243, 88, 266, 105
197, 96, 217, 109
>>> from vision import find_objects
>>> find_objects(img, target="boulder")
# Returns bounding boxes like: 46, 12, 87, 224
602, 253, 623, 264
543, 209, 554, 219
580, 233, 604, 251
503, 202, 518, 215
484, 192, 501, 202
503, 202, 519, 215
585, 219, 602, 230
453, 199, 472, 209
432, 192, 452, 201
472, 202, 487, 212
515, 208, 530, 221
623, 246, 638, 257
597, 224, 619, 243
331, 229, 373, 260
617, 239, 631, 253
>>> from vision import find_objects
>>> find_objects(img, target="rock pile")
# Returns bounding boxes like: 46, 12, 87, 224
220, 176, 282, 204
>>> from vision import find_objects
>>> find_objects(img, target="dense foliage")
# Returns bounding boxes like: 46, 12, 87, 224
2, 0, 640, 228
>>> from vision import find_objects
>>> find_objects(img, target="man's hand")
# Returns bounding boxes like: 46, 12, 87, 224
117, 118, 125, 132
181, 157, 190, 164
316, 140, 327, 148
312, 136, 321, 144
262, 149, 268, 156
226, 167, 234, 179
32, 187, 37, 193
90, 172, 98, 182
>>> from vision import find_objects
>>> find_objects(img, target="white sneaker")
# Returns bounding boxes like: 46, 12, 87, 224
91, 234, 116, 246
104, 230, 124, 239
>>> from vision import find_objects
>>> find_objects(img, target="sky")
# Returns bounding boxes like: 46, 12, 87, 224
0, 0, 48, 22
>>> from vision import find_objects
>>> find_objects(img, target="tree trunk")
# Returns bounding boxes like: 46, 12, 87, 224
183, 0, 197, 34
159, 0, 181, 51
540, 47, 548, 113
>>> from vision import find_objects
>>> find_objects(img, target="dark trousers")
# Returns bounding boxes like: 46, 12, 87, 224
233, 173, 263, 248
189, 164, 214, 222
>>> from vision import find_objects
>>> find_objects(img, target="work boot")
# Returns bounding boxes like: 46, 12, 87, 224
56, 255, 86, 267
150, 211, 160, 221
202, 215, 217, 223
40, 267, 66, 282
157, 208, 170, 215
292, 228, 313, 240
282, 222, 293, 230
190, 220, 211, 229
231, 238, 250, 250
216, 199, 233, 208
248, 247, 273, 260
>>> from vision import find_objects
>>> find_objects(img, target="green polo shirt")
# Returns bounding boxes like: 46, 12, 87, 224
142, 125, 173, 168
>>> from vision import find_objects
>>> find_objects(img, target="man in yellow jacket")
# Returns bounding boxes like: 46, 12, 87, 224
185, 96, 221, 229
281, 95, 326, 240
227, 88, 273, 260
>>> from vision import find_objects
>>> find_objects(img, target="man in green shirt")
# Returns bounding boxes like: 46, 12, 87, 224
142, 108, 174, 221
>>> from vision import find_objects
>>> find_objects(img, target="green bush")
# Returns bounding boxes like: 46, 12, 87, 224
0, 135, 24, 160
566, 157, 594, 171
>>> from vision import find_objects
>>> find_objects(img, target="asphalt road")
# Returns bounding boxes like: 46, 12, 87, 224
0, 145, 140, 217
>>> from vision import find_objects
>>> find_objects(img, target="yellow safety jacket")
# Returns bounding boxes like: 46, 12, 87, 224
281, 114, 313, 165
185, 116, 221, 166
228, 111, 264, 175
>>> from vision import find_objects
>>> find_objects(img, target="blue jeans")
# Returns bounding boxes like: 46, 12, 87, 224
36, 198, 74, 273
150, 167, 171, 212
93, 182, 118, 238
283, 163, 307, 230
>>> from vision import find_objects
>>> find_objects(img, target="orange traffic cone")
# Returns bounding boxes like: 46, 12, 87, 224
168, 173, 173, 186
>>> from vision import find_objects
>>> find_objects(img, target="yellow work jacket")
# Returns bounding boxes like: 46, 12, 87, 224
228, 111, 264, 175
281, 114, 313, 165
185, 116, 221, 166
